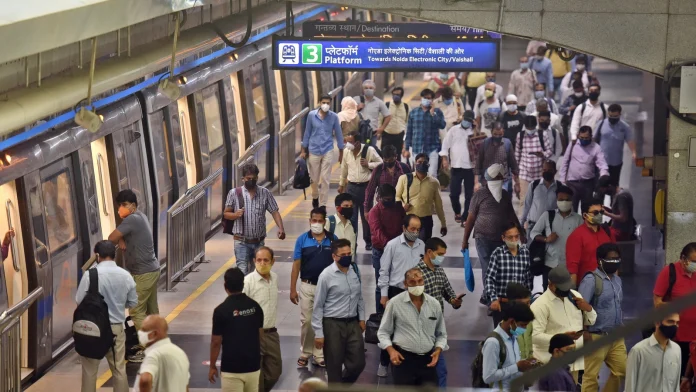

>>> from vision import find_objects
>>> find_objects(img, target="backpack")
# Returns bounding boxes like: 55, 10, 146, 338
527, 210, 556, 276
405, 173, 415, 203
579, 102, 607, 126
593, 119, 608, 145
531, 179, 563, 196
477, 97, 504, 111
471, 332, 507, 388
73, 268, 115, 360
293, 157, 311, 199
357, 113, 376, 149
222, 187, 245, 235
517, 129, 546, 154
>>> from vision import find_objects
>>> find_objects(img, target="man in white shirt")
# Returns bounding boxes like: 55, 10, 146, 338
325, 193, 357, 259
338, 131, 383, 251
243, 247, 282, 392
531, 266, 596, 379
433, 86, 464, 142
625, 313, 681, 392
475, 82, 507, 137
570, 84, 607, 141
135, 315, 190, 392
440, 110, 475, 223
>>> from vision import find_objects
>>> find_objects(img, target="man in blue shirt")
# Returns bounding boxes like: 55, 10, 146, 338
594, 103, 637, 187
578, 243, 626, 392
528, 46, 555, 98
482, 302, 538, 390
302, 94, 345, 209
289, 208, 338, 368
312, 239, 366, 384
403, 89, 446, 177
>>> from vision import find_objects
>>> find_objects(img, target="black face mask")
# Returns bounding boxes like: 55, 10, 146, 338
385, 160, 396, 168
589, 92, 600, 101
539, 121, 550, 130
542, 171, 555, 182
338, 255, 352, 268
659, 323, 678, 340
340, 207, 354, 219
601, 261, 620, 275
416, 162, 430, 174
608, 117, 620, 125
392, 95, 402, 104
555, 288, 571, 298
244, 179, 257, 189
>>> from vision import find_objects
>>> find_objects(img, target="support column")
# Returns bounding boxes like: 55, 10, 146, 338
665, 85, 696, 263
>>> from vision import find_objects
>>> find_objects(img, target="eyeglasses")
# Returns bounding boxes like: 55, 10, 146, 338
600, 258, 621, 263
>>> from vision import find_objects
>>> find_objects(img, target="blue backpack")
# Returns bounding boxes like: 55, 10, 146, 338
293, 157, 311, 199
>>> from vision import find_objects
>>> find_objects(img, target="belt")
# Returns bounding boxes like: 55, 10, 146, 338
393, 344, 434, 356
325, 316, 358, 322
234, 235, 265, 244
111, 323, 122, 325
568, 178, 595, 183
263, 327, 277, 333
348, 181, 368, 186
301, 279, 317, 285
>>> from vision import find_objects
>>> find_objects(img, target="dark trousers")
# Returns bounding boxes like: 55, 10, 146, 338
380, 286, 405, 366
608, 164, 622, 187
567, 178, 596, 212
323, 318, 366, 384
541, 265, 553, 292
677, 340, 691, 377
391, 346, 438, 386
492, 310, 504, 327
419, 215, 434, 241
450, 168, 475, 218
382, 131, 404, 154
465, 86, 478, 109
347, 182, 371, 246
372, 248, 384, 314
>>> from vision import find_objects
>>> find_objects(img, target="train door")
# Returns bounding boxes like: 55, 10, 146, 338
176, 97, 197, 189
0, 180, 29, 368
90, 137, 117, 239
282, 70, 309, 156
191, 83, 226, 230
22, 157, 82, 365
239, 61, 274, 186
75, 146, 104, 266
220, 77, 241, 198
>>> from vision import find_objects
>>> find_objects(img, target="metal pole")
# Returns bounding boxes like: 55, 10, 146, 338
127, 26, 132, 57
78, 40, 83, 69
87, 38, 98, 107
117, 29, 122, 57
37, 53, 42, 87
352, 8, 357, 21
170, 12, 181, 78
24, 57, 29, 88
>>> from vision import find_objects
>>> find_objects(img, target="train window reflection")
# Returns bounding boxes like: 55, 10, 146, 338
41, 171, 77, 254
286, 70, 304, 102
251, 62, 268, 124
201, 87, 224, 151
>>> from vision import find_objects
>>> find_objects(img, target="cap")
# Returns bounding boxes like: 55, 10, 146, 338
548, 266, 574, 291
506, 94, 518, 103
484, 163, 504, 181
463, 110, 475, 123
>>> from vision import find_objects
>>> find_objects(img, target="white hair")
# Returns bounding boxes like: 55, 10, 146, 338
362, 79, 375, 88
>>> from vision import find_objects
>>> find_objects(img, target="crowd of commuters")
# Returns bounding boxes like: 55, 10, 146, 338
74, 42, 691, 392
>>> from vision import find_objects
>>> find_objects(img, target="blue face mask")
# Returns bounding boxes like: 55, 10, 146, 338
579, 139, 592, 147
421, 98, 432, 107
432, 255, 445, 266
686, 262, 696, 274
443, 98, 453, 105
512, 326, 527, 336
461, 120, 472, 129
520, 63, 529, 70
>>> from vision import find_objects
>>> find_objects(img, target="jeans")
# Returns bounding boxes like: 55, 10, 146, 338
347, 182, 371, 246
234, 241, 264, 275
503, 178, 512, 194
450, 168, 475, 218
475, 238, 504, 302
435, 352, 448, 387
428, 150, 439, 177
372, 248, 384, 313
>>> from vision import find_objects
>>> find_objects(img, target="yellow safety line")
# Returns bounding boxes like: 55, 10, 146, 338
96, 164, 337, 387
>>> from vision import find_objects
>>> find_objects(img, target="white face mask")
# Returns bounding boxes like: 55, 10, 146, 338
320, 103, 330, 112
138, 330, 154, 347
557, 200, 573, 212
310, 223, 324, 234
574, 92, 584, 97
576, 64, 586, 72
345, 142, 355, 151
487, 180, 503, 202
407, 285, 425, 296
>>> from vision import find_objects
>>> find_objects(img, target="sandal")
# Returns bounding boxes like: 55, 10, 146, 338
454, 214, 462, 223
312, 358, 326, 368
297, 357, 309, 368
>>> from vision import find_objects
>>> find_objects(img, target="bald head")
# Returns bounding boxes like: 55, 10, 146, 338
141, 315, 168, 347
298, 377, 327, 392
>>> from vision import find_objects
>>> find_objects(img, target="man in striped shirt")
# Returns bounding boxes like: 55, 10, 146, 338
364, 145, 411, 213
515, 116, 553, 210
224, 163, 286, 275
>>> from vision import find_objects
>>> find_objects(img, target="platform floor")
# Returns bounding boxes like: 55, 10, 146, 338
25, 37, 662, 392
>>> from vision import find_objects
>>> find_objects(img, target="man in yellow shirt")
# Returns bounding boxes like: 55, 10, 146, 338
395, 153, 447, 241
546, 48, 571, 99
461, 72, 487, 110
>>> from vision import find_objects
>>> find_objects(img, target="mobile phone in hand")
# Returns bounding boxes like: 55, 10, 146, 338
567, 291, 580, 309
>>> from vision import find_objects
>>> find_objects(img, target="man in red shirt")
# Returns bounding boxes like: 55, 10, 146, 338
565, 197, 615, 284
653, 242, 696, 377
368, 184, 406, 313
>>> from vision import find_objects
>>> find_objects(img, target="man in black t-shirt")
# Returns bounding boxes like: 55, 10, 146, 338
499, 94, 526, 145
209, 267, 264, 391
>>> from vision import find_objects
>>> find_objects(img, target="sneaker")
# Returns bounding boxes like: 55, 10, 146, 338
312, 198, 319, 208
127, 350, 145, 363
365, 244, 372, 251
377, 364, 388, 377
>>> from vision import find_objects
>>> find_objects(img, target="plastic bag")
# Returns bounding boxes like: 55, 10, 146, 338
462, 249, 475, 292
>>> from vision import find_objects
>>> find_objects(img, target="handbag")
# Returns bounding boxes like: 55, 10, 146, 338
222, 187, 244, 235
364, 312, 382, 345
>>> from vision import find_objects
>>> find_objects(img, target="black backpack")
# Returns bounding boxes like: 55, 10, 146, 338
73, 268, 115, 360
641, 263, 677, 339
527, 209, 557, 276
293, 157, 311, 199
471, 332, 507, 388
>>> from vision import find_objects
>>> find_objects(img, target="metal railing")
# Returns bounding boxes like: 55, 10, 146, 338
327, 85, 343, 100
165, 168, 222, 291
233, 134, 271, 189
278, 107, 310, 195
0, 287, 42, 392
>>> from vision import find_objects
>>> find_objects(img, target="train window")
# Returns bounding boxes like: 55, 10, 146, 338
148, 111, 173, 190
250, 62, 268, 124
114, 142, 129, 190
201, 86, 224, 152
41, 171, 77, 254
81, 161, 100, 235
286, 70, 305, 102
28, 186, 49, 265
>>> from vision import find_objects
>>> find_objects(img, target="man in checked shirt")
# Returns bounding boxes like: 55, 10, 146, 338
485, 222, 533, 327
515, 116, 553, 210
417, 238, 465, 388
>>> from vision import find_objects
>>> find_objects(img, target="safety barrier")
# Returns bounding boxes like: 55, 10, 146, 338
233, 134, 271, 189
165, 168, 222, 291
0, 287, 42, 392
278, 107, 310, 195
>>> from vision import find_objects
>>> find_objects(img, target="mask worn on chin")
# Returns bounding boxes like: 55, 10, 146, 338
557, 200, 573, 212
337, 255, 352, 268
256, 263, 272, 275
443, 98, 453, 105
345, 142, 355, 151
542, 172, 555, 182
432, 255, 445, 266
600, 260, 620, 275
421, 98, 432, 107
404, 231, 419, 242
659, 324, 678, 340
407, 285, 425, 296
364, 89, 375, 98
138, 330, 154, 347
392, 95, 402, 104
461, 120, 472, 129
589, 92, 600, 101
416, 162, 430, 173
608, 117, 620, 125
320, 103, 330, 112
244, 179, 257, 189
579, 139, 592, 147
534, 91, 545, 99
340, 207, 354, 219
385, 160, 396, 168
310, 223, 324, 234
507, 104, 517, 112
484, 90, 494, 98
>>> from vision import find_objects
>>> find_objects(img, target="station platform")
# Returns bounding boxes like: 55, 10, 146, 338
26, 37, 663, 392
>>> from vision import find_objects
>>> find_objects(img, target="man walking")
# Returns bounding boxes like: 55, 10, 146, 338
302, 94, 345, 209
500, 95, 527, 145
475, 82, 507, 137
355, 79, 392, 138
559, 126, 609, 210
476, 123, 521, 195
403, 88, 446, 177
508, 58, 536, 112
383, 86, 408, 153
378, 268, 448, 386
594, 104, 637, 187
625, 313, 681, 392
516, 116, 553, 210
135, 315, 190, 392
325, 193, 356, 258
77, 241, 137, 392
570, 84, 607, 141
364, 145, 411, 213
440, 110, 476, 223
243, 247, 282, 392
528, 46, 554, 98
566, 198, 616, 284
224, 163, 285, 275
522, 160, 561, 230
312, 239, 366, 384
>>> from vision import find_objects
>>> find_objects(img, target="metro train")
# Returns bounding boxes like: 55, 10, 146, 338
0, 3, 404, 382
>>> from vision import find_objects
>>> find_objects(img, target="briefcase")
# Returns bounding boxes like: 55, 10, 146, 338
364, 313, 382, 345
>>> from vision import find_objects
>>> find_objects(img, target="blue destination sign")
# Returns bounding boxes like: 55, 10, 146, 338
272, 37, 500, 72
302, 21, 502, 40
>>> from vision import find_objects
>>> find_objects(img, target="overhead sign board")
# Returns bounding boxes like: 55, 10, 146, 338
302, 21, 502, 40
272, 36, 500, 72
